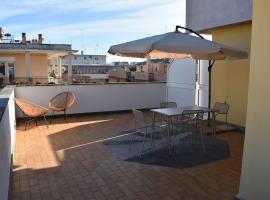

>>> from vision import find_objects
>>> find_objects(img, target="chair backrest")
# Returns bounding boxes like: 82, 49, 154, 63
194, 110, 206, 125
181, 110, 197, 123
160, 102, 177, 108
49, 92, 75, 110
132, 109, 146, 130
214, 102, 229, 115
14, 98, 48, 117
196, 110, 205, 120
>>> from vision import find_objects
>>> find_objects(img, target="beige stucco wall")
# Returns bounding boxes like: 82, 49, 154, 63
0, 53, 24, 77
238, 0, 270, 199
205, 22, 251, 126
0, 53, 48, 77
30, 54, 48, 77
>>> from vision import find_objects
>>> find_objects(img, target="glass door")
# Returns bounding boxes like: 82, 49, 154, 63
0, 62, 5, 76
8, 63, 15, 82
0, 59, 16, 83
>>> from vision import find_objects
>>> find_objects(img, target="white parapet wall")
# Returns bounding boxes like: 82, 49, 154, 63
15, 83, 166, 117
0, 86, 16, 200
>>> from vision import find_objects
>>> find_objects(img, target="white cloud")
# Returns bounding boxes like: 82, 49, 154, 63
24, 1, 185, 39
0, 0, 180, 19
1, 0, 186, 62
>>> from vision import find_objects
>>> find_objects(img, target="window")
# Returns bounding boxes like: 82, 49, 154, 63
0, 63, 5, 75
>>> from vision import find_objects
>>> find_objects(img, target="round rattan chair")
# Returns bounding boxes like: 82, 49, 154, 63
15, 98, 49, 130
49, 92, 75, 123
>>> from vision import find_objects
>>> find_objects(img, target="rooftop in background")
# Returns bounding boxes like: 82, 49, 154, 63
0, 43, 73, 52
0, 28, 75, 53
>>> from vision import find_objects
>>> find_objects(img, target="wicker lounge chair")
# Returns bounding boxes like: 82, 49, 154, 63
15, 98, 49, 130
49, 92, 75, 123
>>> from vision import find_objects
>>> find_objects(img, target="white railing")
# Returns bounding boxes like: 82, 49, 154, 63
15, 82, 166, 117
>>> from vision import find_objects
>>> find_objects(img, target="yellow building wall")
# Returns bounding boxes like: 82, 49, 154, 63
0, 53, 48, 77
238, 0, 270, 199
205, 22, 251, 126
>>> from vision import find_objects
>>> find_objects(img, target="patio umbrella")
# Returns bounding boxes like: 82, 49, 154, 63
108, 25, 248, 108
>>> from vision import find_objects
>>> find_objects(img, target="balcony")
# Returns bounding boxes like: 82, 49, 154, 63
0, 83, 244, 200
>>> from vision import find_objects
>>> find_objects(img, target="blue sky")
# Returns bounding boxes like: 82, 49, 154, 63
0, 0, 186, 63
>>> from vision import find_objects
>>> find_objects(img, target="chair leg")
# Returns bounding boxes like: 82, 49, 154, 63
225, 114, 228, 129
43, 115, 49, 128
213, 126, 216, 144
139, 132, 147, 157
128, 133, 135, 155
64, 110, 68, 123
24, 117, 28, 130
50, 110, 54, 124
200, 128, 205, 152
150, 130, 154, 147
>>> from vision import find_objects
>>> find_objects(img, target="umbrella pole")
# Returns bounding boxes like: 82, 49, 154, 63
208, 60, 215, 119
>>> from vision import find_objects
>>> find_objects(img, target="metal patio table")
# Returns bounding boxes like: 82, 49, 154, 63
151, 106, 217, 153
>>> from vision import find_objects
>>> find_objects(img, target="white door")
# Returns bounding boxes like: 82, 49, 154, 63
195, 60, 209, 107
167, 58, 196, 107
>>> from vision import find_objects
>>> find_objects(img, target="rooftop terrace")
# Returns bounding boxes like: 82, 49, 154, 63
11, 112, 244, 200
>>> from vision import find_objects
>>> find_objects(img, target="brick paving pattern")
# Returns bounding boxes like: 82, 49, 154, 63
11, 112, 244, 200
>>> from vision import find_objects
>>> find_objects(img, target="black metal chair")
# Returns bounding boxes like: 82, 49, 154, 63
129, 109, 165, 157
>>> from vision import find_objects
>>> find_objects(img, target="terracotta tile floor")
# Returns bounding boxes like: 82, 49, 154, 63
11, 112, 244, 200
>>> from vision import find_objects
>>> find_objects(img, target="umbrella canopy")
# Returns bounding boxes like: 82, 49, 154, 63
108, 31, 248, 60
108, 26, 248, 110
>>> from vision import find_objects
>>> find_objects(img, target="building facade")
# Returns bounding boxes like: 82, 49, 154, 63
0, 31, 75, 85
133, 59, 169, 81
238, 1, 270, 199
186, 0, 252, 127
186, 1, 270, 199
62, 53, 106, 66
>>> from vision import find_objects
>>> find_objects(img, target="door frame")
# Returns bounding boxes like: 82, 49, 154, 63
0, 57, 16, 81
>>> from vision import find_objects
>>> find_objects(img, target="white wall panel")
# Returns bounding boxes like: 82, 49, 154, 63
197, 60, 209, 107
15, 83, 166, 117
167, 58, 196, 107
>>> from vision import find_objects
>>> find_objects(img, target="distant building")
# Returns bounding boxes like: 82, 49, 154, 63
62, 52, 110, 73
62, 52, 122, 83
62, 51, 106, 66
108, 68, 131, 82
0, 28, 75, 84
112, 61, 129, 67
108, 59, 170, 82
133, 59, 170, 81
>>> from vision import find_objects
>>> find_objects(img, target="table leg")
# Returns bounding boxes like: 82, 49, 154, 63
212, 112, 217, 143
167, 116, 172, 154
152, 112, 156, 127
